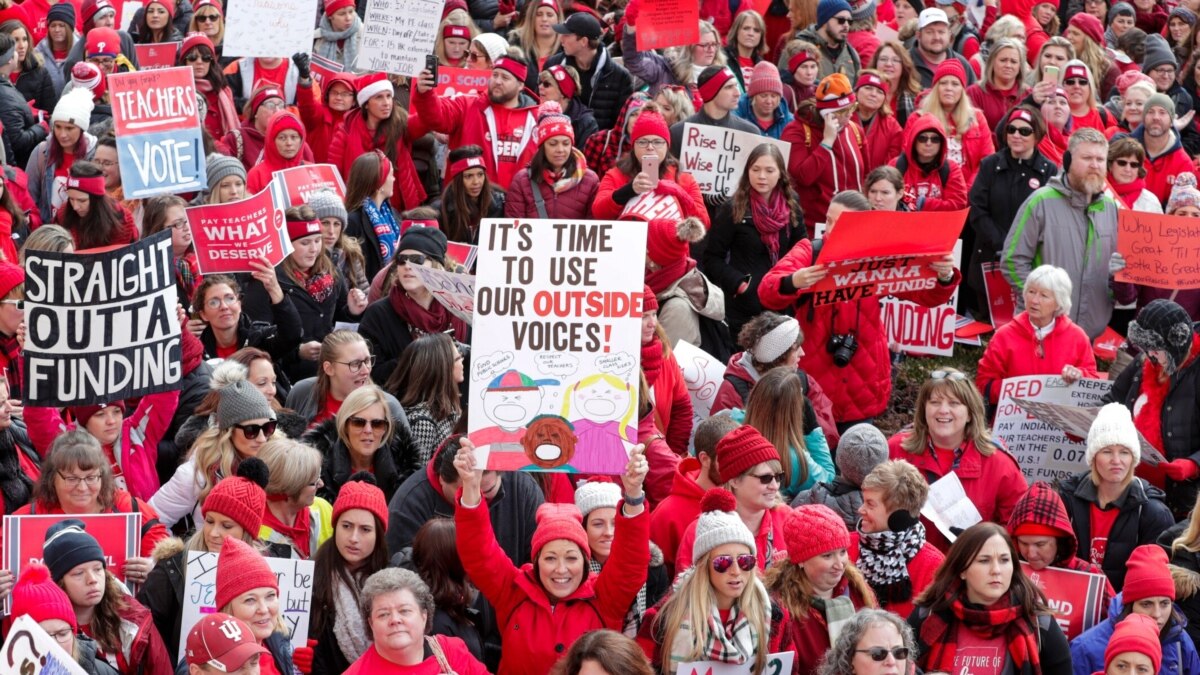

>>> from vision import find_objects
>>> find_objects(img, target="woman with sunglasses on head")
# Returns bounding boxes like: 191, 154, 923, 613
284, 330, 410, 432
302, 384, 418, 504
257, 438, 332, 560
536, 65, 599, 150
384, 334, 463, 465
506, 100, 599, 220
815, 609, 917, 675
177, 32, 236, 141
907, 522, 1071, 675
887, 367, 1028, 551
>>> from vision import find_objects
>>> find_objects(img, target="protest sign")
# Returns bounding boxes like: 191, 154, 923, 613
635, 0, 700, 51
134, 42, 179, 70
982, 261, 1017, 327
446, 241, 478, 272
991, 376, 1112, 484
1116, 209, 1200, 289
673, 340, 727, 454
272, 164, 347, 206
358, 0, 445, 76
412, 265, 475, 326
921, 472, 982, 543
181, 551, 314, 650
2, 615, 88, 675
807, 209, 965, 306
679, 124, 791, 197
3, 513, 141, 614
23, 231, 182, 407
117, 1, 143, 32
1021, 562, 1107, 640
468, 219, 647, 474
1093, 326, 1126, 362
310, 53, 344, 91
880, 241, 962, 356
187, 187, 290, 275
678, 652, 794, 675
109, 67, 205, 198
1011, 397, 1168, 466
434, 67, 490, 98
223, 0, 318, 58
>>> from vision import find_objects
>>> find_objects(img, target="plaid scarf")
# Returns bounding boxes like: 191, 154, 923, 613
920, 593, 1042, 674
589, 558, 649, 637
667, 592, 763, 673
857, 522, 925, 608
543, 149, 589, 194
810, 580, 858, 646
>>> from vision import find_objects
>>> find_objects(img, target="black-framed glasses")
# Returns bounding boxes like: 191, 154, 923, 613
57, 471, 102, 487
711, 553, 756, 573
749, 471, 785, 485
348, 416, 389, 432
336, 356, 376, 372
930, 369, 968, 382
185, 52, 213, 63
169, 218, 189, 230
233, 420, 278, 439
396, 253, 428, 266
1114, 158, 1142, 169
195, 13, 220, 22
635, 138, 667, 148
916, 133, 941, 144
855, 647, 910, 662
1005, 125, 1034, 137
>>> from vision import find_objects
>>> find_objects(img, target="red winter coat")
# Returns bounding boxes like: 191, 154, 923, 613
12, 489, 169, 558
781, 106, 867, 226
676, 505, 790, 572
647, 345, 693, 456
848, 30, 881, 66
699, 0, 752, 35
967, 81, 1030, 131
709, 351, 841, 448
109, 595, 172, 675
758, 240, 961, 422
456, 493, 649, 675
779, 578, 874, 675
1136, 128, 1195, 205
246, 112, 312, 195
893, 114, 969, 211
1003, 0, 1050, 65
344, 637, 489, 674
975, 312, 1099, 404
296, 74, 354, 166
504, 163, 601, 221
848, 535, 944, 619
649, 457, 706, 577
591, 165, 711, 226
327, 107, 430, 214
888, 434, 1028, 551
904, 110, 994, 187
639, 412, 680, 508
859, 111, 904, 173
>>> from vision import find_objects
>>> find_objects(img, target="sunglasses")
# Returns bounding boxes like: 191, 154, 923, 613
233, 420, 278, 439
916, 133, 942, 144
1064, 78, 1089, 86
1005, 124, 1034, 137
397, 253, 429, 265
855, 647, 910, 662
348, 416, 389, 432
929, 369, 968, 382
1114, 158, 1142, 169
185, 52, 213, 63
711, 553, 756, 574
195, 13, 220, 22
749, 471, 785, 485
830, 15, 851, 24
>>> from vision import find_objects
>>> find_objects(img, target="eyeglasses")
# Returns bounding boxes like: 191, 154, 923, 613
876, 56, 902, 65
1005, 124, 1034, 137
259, 100, 285, 112
233, 420, 278, 439
396, 253, 429, 266
195, 13, 220, 22
855, 647, 910, 662
47, 628, 74, 645
328, 88, 355, 99
929, 369, 968, 382
467, 50, 487, 62
0, 299, 22, 310
915, 133, 942, 144
336, 356, 376, 372
1114, 158, 1142, 169
94, 158, 118, 168
185, 52, 213, 63
169, 218, 189, 230
1153, 65, 1177, 75
57, 472, 102, 487
635, 138, 667, 148
712, 553, 756, 573
348, 416, 389, 432
697, 42, 719, 50
205, 294, 241, 310
1064, 78, 1089, 86
749, 471, 785, 485
830, 15, 851, 24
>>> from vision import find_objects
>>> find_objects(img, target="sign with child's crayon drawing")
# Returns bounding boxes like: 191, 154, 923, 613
468, 219, 647, 475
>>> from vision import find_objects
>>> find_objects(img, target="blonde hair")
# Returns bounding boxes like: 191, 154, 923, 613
1173, 492, 1200, 553
190, 426, 241, 506
436, 9, 479, 65
336, 385, 394, 447
900, 367, 999, 455
654, 86, 696, 126
1071, 36, 1108, 103
515, 0, 560, 58
667, 21, 726, 86
220, 597, 287, 636
1027, 37, 1075, 87
860, 460, 928, 515
985, 39, 1029, 89
765, 557, 876, 625
560, 374, 636, 441
918, 77, 980, 140
258, 439, 322, 498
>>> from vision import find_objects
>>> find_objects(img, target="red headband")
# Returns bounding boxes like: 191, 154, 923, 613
444, 24, 470, 40
374, 150, 392, 192
401, 219, 439, 235
446, 156, 486, 184
1010, 109, 1033, 124
698, 67, 735, 103
287, 219, 321, 241
546, 64, 576, 99
494, 56, 527, 83
854, 72, 889, 96
787, 50, 817, 74
66, 175, 106, 196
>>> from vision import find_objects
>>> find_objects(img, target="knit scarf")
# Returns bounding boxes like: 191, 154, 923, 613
857, 522, 926, 608
641, 337, 664, 385
262, 502, 314, 558
332, 575, 370, 662
810, 579, 858, 646
1111, 176, 1148, 210
749, 189, 789, 263
362, 198, 399, 265
668, 597, 761, 672
920, 593, 1043, 675
543, 148, 589, 194
313, 13, 362, 71
388, 282, 452, 337
295, 267, 335, 304
195, 79, 240, 137
176, 250, 200, 301
645, 258, 697, 295
588, 558, 648, 637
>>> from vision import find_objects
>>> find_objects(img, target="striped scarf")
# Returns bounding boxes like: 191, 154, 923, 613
920, 593, 1043, 674
589, 558, 648, 637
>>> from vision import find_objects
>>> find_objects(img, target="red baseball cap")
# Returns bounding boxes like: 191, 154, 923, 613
186, 613, 267, 671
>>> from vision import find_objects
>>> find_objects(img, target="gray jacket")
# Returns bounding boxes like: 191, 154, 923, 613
1001, 173, 1118, 339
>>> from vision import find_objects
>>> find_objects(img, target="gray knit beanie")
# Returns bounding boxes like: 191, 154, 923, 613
216, 379, 275, 430
308, 189, 348, 224
836, 424, 890, 486
1142, 34, 1178, 75
206, 153, 247, 192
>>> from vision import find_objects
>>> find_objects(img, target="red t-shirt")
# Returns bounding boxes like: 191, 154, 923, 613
952, 625, 1006, 675
738, 56, 755, 87
255, 59, 290, 94
216, 343, 239, 359
1071, 108, 1107, 133
310, 392, 343, 428
1089, 503, 1120, 566
488, 105, 536, 189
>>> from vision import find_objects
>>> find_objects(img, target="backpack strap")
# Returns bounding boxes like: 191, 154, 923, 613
724, 373, 753, 405
531, 180, 550, 219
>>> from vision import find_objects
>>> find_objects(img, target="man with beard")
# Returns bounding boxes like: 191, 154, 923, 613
1132, 94, 1197, 205
1002, 127, 1118, 339
909, 8, 977, 88
412, 53, 540, 190
794, 0, 861, 81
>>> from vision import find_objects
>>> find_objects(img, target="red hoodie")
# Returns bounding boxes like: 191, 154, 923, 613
327, 106, 431, 214
891, 114, 969, 211
781, 104, 867, 226
296, 73, 355, 166
648, 457, 706, 576
246, 110, 311, 194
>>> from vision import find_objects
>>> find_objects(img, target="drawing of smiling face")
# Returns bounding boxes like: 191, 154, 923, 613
573, 381, 631, 422
482, 388, 542, 429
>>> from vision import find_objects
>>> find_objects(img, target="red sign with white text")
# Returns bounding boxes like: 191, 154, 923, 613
433, 67, 490, 98
1021, 562, 1107, 639
273, 164, 347, 206
187, 187, 289, 274
135, 42, 180, 70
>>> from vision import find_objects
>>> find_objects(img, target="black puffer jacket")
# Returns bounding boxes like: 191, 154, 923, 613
544, 46, 634, 132
302, 416, 421, 504
0, 78, 46, 167
1104, 345, 1200, 516
14, 60, 58, 113
1057, 471, 1175, 590
137, 538, 188, 665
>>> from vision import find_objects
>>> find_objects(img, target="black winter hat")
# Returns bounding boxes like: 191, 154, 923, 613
398, 226, 448, 265
1128, 299, 1195, 374
43, 519, 106, 582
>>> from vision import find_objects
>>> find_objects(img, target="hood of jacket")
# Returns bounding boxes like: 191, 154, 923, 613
668, 456, 707, 502
736, 92, 792, 126
261, 110, 307, 172
1131, 123, 1185, 159
1007, 480, 1082, 566
902, 113, 948, 170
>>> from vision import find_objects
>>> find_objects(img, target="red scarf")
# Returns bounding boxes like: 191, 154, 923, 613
920, 593, 1043, 674
1134, 334, 1200, 456
645, 258, 697, 295
262, 502, 314, 559
749, 189, 790, 263
1110, 175, 1148, 209
389, 282, 454, 338
641, 336, 664, 385
295, 267, 335, 303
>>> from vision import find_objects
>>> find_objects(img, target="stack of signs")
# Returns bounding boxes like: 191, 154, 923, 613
109, 67, 205, 198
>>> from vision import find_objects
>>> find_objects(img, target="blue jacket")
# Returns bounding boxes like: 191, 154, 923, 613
727, 408, 833, 499
734, 94, 794, 140
1070, 593, 1200, 675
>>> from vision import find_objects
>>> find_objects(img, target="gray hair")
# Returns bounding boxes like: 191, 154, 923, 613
816, 609, 917, 675
830, 190, 872, 212
1068, 126, 1109, 154
360, 568, 436, 632
1024, 265, 1073, 317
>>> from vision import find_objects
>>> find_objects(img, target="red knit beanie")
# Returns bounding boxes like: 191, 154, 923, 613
202, 458, 268, 537
215, 537, 278, 611
181, 31, 215, 60
530, 503, 590, 560
642, 284, 658, 312
332, 476, 389, 526
785, 504, 851, 563
11, 563, 77, 630
1105, 614, 1163, 673
149, 0, 176, 19
0, 261, 24, 299
1123, 544, 1175, 602
716, 424, 780, 484
933, 58, 967, 87
646, 217, 705, 268
630, 109, 670, 144
325, 0, 355, 16
1069, 12, 1105, 47
534, 100, 574, 146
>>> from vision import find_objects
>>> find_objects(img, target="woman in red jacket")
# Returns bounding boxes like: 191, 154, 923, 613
591, 109, 709, 226
327, 72, 428, 215
55, 161, 135, 249
976, 265, 1099, 405
967, 37, 1031, 130
178, 32, 237, 141
640, 286, 693, 456
245, 110, 309, 194
854, 70, 903, 173
452, 438, 649, 675
893, 114, 969, 212
296, 71, 357, 167
505, 101, 599, 220
910, 59, 994, 186
888, 368, 1029, 551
